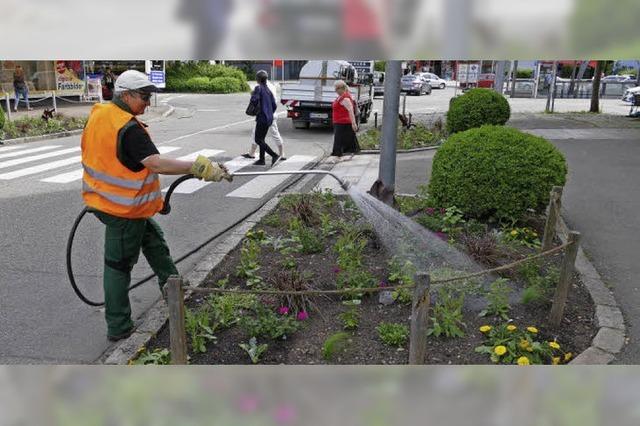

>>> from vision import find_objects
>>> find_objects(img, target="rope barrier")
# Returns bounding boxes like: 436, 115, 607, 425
183, 241, 573, 297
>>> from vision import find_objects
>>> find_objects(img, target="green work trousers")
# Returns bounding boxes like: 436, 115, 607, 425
94, 211, 178, 337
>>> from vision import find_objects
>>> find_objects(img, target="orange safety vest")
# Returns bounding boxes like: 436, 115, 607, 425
81, 103, 163, 219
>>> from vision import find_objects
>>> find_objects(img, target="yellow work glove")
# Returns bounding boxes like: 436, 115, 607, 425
190, 155, 232, 182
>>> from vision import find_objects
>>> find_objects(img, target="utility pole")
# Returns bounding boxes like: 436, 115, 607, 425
510, 60, 519, 97
546, 61, 558, 113
370, 60, 402, 206
494, 61, 507, 94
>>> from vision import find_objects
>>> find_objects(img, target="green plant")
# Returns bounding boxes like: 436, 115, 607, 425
185, 307, 217, 353
336, 268, 376, 298
428, 286, 466, 338
236, 239, 263, 286
210, 76, 244, 93
339, 300, 361, 330
322, 332, 352, 361
475, 323, 570, 365
376, 322, 409, 347
334, 230, 367, 270
388, 257, 416, 304
240, 305, 301, 340
245, 228, 266, 242
395, 195, 431, 215
269, 270, 313, 315
516, 69, 534, 78
0, 106, 5, 132
442, 206, 466, 236
282, 194, 318, 225
208, 292, 257, 328
262, 213, 282, 228
319, 213, 341, 238
480, 278, 512, 320
428, 126, 567, 222
132, 348, 171, 365
519, 263, 560, 305
288, 218, 323, 254
279, 256, 297, 270
502, 227, 541, 249
446, 88, 510, 133
239, 337, 269, 364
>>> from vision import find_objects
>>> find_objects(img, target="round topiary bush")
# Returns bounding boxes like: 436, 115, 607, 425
446, 88, 510, 134
428, 125, 567, 222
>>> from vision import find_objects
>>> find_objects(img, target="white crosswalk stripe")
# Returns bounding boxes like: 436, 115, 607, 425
40, 146, 182, 184
0, 145, 61, 159
164, 154, 254, 194
0, 145, 30, 153
0, 156, 82, 180
0, 147, 80, 170
226, 155, 316, 199
175, 149, 224, 162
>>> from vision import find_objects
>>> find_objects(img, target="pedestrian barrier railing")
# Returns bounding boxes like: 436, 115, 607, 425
162, 186, 580, 365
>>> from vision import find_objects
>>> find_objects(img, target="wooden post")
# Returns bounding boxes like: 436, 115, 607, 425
165, 275, 188, 364
549, 232, 581, 327
542, 186, 563, 251
409, 273, 430, 364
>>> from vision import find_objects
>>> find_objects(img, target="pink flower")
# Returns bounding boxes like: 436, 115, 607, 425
332, 266, 341, 274
425, 207, 435, 215
440, 208, 446, 215
236, 394, 260, 414
278, 306, 289, 315
435, 231, 448, 241
379, 280, 389, 287
273, 404, 297, 425
296, 311, 309, 321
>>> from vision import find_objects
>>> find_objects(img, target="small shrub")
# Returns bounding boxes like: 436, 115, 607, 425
322, 332, 352, 361
396, 195, 431, 215
334, 230, 367, 270
262, 213, 282, 228
480, 278, 512, 320
210, 76, 244, 93
236, 239, 262, 287
458, 232, 500, 265
208, 292, 257, 328
446, 88, 510, 133
288, 218, 323, 254
336, 268, 376, 298
376, 322, 409, 347
282, 194, 318, 225
0, 107, 5, 132
269, 270, 313, 315
428, 126, 567, 222
339, 303, 360, 331
502, 227, 541, 249
240, 305, 300, 340
185, 76, 212, 92
185, 307, 217, 353
428, 286, 466, 338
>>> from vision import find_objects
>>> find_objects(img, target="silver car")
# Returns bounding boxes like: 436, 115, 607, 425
418, 72, 447, 89
401, 74, 431, 95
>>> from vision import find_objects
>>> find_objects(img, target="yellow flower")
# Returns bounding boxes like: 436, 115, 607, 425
479, 325, 492, 333
507, 325, 517, 331
494, 346, 507, 356
552, 357, 561, 365
549, 341, 561, 350
526, 346, 534, 352
510, 230, 518, 236
532, 232, 538, 237
526, 326, 538, 334
564, 352, 573, 362
519, 339, 530, 350
517, 356, 530, 366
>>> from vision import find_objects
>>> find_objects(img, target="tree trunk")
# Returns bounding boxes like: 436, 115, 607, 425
590, 60, 605, 113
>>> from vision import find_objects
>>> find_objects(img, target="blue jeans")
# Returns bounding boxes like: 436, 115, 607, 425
14, 85, 29, 110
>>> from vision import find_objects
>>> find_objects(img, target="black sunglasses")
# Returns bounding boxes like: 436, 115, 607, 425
135, 91, 152, 102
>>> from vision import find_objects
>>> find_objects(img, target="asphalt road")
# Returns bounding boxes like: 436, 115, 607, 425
0, 92, 335, 364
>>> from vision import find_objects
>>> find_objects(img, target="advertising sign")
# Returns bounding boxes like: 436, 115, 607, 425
55, 60, 86, 95
145, 60, 166, 89
458, 63, 480, 84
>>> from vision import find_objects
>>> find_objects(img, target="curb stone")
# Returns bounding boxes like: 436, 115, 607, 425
558, 216, 627, 364
358, 145, 440, 155
99, 185, 286, 364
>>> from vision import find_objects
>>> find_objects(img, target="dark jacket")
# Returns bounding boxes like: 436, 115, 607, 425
251, 84, 277, 125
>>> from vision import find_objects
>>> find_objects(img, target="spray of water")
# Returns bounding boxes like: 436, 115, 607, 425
346, 187, 495, 299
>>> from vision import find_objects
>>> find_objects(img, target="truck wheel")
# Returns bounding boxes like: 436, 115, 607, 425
293, 120, 310, 129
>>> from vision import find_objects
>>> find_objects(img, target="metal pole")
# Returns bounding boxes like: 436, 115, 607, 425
52, 91, 57, 113
551, 61, 558, 112
494, 61, 506, 94
510, 60, 519, 97
376, 60, 402, 202
546, 61, 558, 113
533, 62, 541, 98
402, 92, 407, 116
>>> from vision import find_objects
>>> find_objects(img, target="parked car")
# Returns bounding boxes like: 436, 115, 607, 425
401, 74, 431, 95
373, 71, 385, 96
622, 86, 640, 103
418, 72, 447, 89
603, 75, 634, 83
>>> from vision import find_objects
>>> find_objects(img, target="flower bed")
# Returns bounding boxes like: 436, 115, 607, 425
140, 192, 595, 365
0, 114, 87, 140
358, 121, 445, 151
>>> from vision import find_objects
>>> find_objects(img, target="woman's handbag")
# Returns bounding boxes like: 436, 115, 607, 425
246, 89, 260, 116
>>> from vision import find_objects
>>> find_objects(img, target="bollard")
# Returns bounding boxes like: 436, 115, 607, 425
408, 113, 412, 127
165, 275, 188, 364
409, 273, 430, 364
542, 186, 563, 251
52, 92, 57, 113
549, 231, 581, 327
5, 93, 11, 121
402, 93, 407, 116
374, 111, 378, 129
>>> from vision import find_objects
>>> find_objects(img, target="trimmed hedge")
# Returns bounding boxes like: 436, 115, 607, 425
446, 88, 510, 134
166, 62, 250, 93
428, 125, 567, 222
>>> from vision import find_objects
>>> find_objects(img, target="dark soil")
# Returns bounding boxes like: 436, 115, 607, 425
146, 195, 596, 365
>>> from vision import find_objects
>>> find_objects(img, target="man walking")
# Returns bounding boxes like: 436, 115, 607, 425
81, 70, 231, 341
248, 70, 280, 166
242, 78, 286, 161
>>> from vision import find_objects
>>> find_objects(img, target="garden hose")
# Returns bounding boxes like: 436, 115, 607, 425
66, 162, 339, 307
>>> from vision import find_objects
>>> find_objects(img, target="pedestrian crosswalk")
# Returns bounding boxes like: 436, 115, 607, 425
0, 143, 318, 199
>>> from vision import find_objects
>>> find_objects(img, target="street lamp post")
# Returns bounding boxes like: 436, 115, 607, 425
370, 60, 402, 205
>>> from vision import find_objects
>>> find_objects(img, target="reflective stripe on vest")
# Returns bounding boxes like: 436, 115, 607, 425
83, 181, 162, 207
82, 163, 158, 190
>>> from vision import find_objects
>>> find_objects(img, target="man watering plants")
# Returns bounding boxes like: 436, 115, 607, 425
81, 70, 232, 342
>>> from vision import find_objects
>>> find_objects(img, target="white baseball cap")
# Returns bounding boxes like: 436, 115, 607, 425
114, 70, 158, 94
